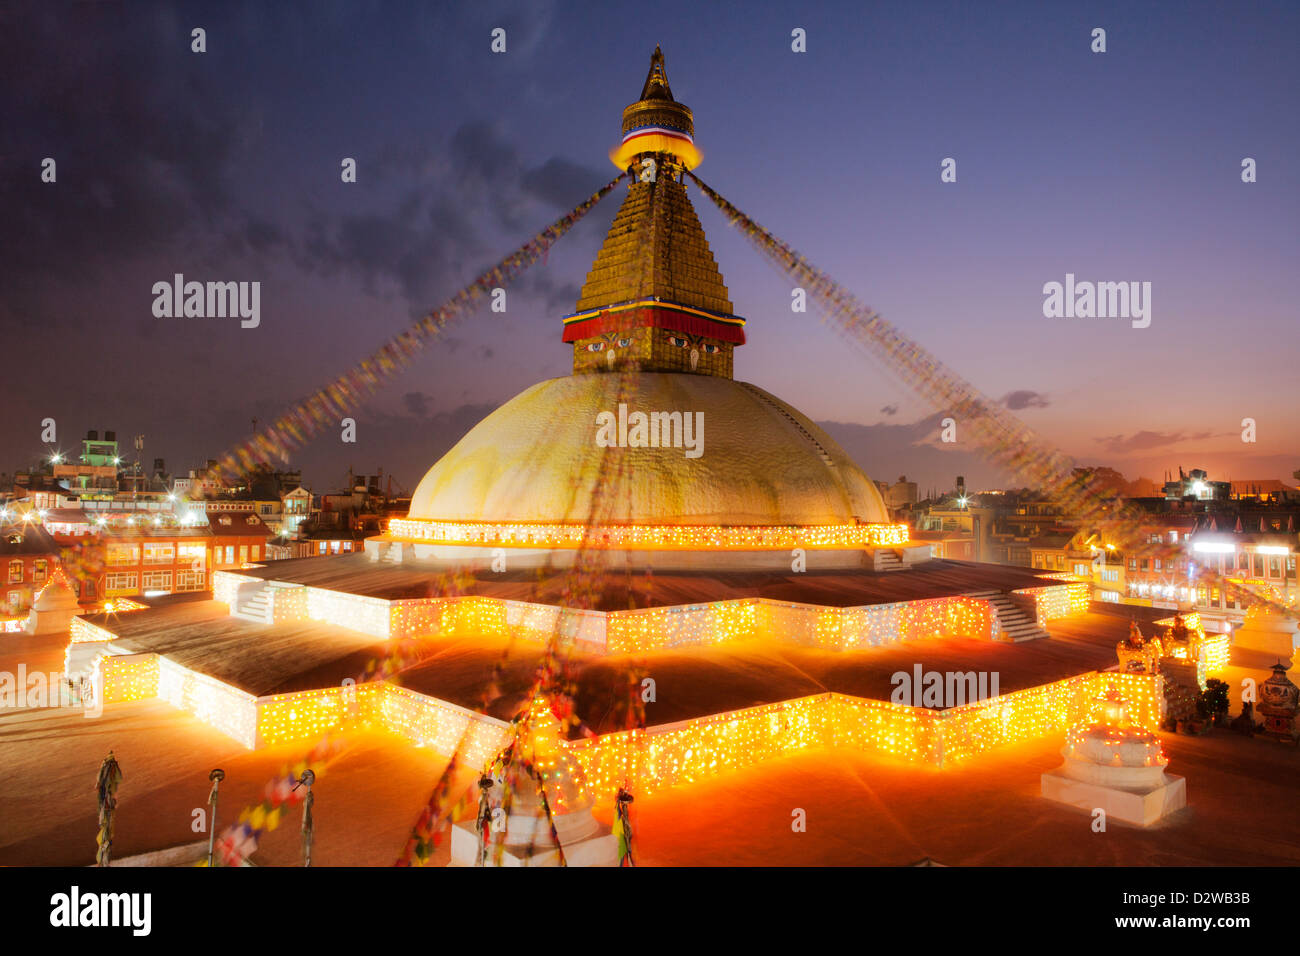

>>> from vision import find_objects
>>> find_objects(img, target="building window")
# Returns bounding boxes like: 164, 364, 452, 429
1154, 558, 1162, 571
175, 570, 205, 591
1102, 569, 1119, 583
225, 546, 235, 564
105, 572, 139, 594
7, 590, 20, 609
33, 559, 47, 584
142, 570, 173, 591
107, 545, 140, 566
143, 543, 175, 565
8, 559, 22, 584
177, 544, 205, 569
238, 545, 248, 564
251, 545, 260, 561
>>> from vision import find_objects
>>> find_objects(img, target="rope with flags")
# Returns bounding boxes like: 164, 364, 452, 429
206, 171, 629, 485
686, 171, 1295, 621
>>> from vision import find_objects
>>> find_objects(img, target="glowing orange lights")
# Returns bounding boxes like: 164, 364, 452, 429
97, 654, 160, 703
1013, 583, 1087, 624
99, 598, 146, 614
386, 518, 910, 551
70, 616, 116, 644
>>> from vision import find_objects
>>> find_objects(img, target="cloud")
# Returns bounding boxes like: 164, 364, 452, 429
402, 391, 430, 417
0, 5, 279, 322
1093, 430, 1215, 454
817, 413, 1009, 492
1001, 390, 1049, 410
523, 157, 608, 208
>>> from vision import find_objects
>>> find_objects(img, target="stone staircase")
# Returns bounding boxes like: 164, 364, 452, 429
232, 582, 272, 624
965, 589, 1050, 642
875, 549, 906, 572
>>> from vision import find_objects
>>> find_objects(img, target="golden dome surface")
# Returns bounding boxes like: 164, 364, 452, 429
408, 372, 889, 527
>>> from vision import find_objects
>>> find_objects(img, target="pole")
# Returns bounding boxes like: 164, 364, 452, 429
206, 768, 225, 867
94, 751, 123, 867
293, 769, 316, 867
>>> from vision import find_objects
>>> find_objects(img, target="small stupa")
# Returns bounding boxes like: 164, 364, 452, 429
1041, 691, 1186, 826
448, 699, 618, 866
24, 567, 84, 636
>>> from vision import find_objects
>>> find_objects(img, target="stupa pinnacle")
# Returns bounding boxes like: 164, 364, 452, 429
399, 47, 893, 542
564, 47, 745, 379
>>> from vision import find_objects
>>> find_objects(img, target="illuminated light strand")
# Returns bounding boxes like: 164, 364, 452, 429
1012, 583, 1088, 624
99, 598, 146, 614
386, 518, 910, 550
70, 616, 117, 644
158, 657, 259, 748
213, 571, 1015, 654
686, 172, 1296, 622
97, 654, 160, 703
82, 635, 1163, 795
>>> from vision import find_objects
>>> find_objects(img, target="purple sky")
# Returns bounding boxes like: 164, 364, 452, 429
2, 0, 1296, 496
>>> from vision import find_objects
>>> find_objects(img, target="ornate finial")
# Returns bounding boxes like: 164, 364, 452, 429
640, 45, 672, 100
613, 47, 700, 171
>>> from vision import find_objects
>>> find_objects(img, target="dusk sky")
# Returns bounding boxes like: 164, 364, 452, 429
2, 0, 1296, 496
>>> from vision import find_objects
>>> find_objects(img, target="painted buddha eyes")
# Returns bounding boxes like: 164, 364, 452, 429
586, 342, 605, 352
617, 337, 632, 348
668, 334, 720, 354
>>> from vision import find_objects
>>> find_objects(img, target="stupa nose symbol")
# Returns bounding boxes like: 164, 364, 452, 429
690, 348, 699, 370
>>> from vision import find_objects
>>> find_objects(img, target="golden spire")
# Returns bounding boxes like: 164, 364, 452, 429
611, 47, 701, 172
639, 45, 673, 100
565, 49, 743, 378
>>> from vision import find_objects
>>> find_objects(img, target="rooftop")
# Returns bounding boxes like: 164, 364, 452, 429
238, 553, 1063, 610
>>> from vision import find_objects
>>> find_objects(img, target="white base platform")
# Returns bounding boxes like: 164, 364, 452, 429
447, 818, 619, 867
1040, 768, 1186, 826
